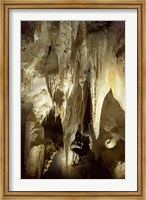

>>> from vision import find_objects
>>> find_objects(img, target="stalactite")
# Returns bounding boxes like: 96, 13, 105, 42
21, 21, 125, 178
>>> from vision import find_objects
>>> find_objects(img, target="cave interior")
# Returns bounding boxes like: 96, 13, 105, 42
21, 21, 125, 179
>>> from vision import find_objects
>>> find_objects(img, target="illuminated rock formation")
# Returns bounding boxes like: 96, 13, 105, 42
21, 21, 125, 179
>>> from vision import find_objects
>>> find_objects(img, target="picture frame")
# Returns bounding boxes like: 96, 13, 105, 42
0, 0, 145, 199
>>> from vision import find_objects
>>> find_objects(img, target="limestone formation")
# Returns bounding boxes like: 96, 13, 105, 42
21, 21, 125, 179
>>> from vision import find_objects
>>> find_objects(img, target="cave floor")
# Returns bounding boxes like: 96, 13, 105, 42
42, 150, 113, 179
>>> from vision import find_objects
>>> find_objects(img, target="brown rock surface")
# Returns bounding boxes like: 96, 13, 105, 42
21, 21, 125, 179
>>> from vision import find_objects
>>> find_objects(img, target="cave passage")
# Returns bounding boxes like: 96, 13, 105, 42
39, 90, 124, 179
21, 86, 125, 179
42, 112, 64, 178
42, 112, 64, 150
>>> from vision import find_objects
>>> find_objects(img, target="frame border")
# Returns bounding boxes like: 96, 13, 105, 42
0, 0, 145, 199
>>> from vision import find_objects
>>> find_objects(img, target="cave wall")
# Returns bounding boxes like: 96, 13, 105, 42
21, 21, 125, 178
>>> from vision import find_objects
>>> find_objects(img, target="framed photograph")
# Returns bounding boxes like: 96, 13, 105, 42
0, 0, 145, 199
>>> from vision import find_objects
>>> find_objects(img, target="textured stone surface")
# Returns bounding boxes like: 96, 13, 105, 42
21, 21, 125, 178
26, 144, 45, 178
